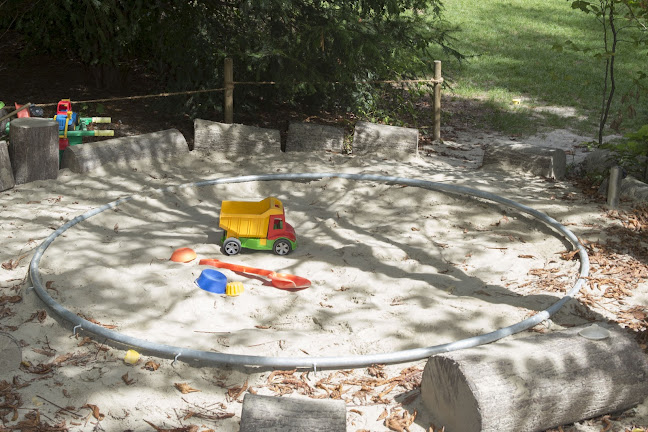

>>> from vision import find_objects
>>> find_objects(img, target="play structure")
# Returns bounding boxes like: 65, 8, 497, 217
218, 197, 297, 255
1, 99, 115, 159
53, 99, 114, 157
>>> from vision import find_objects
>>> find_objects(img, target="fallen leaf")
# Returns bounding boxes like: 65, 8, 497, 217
268, 369, 296, 382
144, 420, 199, 432
0, 295, 22, 305
143, 360, 160, 371
32, 348, 56, 357
227, 379, 248, 402
377, 408, 389, 420
174, 382, 200, 394
122, 373, 134, 385
113, 223, 119, 233
82, 403, 105, 420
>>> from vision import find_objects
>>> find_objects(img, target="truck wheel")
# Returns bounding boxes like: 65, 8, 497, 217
222, 238, 241, 256
273, 239, 291, 256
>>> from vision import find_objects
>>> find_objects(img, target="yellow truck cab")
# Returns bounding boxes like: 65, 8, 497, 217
218, 197, 297, 255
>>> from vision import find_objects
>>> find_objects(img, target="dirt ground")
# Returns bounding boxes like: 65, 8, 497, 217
1, 31, 648, 432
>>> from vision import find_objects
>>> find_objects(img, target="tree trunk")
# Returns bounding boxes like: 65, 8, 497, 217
8, 118, 59, 184
421, 325, 648, 432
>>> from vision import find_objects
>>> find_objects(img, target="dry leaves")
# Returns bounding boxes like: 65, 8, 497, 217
0, 295, 22, 306
25, 310, 47, 323
78, 314, 117, 329
174, 383, 200, 394
82, 403, 104, 420
385, 409, 417, 432
181, 398, 234, 422
1, 255, 27, 270
226, 379, 248, 402
0, 379, 24, 423
122, 373, 134, 385
143, 360, 160, 371
144, 420, 198, 432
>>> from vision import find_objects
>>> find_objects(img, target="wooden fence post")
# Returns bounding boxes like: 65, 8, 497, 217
433, 60, 442, 141
224, 58, 234, 124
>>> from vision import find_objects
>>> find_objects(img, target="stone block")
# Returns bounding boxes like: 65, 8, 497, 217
60, 129, 188, 173
194, 119, 280, 154
285, 122, 344, 152
583, 149, 616, 175
482, 142, 566, 179
0, 141, 15, 191
352, 121, 418, 157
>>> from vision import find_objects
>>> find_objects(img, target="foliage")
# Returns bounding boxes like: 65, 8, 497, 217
559, 0, 648, 144
602, 124, 648, 180
0, 0, 462, 115
429, 0, 646, 137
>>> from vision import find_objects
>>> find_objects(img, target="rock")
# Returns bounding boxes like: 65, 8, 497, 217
583, 149, 616, 175
482, 142, 566, 179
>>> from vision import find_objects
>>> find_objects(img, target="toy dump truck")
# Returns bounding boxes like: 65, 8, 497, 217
219, 197, 297, 256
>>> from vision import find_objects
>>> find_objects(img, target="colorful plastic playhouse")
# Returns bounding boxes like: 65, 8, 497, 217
219, 197, 297, 256
54, 99, 114, 158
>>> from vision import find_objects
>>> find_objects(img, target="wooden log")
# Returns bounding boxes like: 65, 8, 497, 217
482, 142, 566, 179
0, 141, 15, 191
60, 129, 188, 174
285, 122, 344, 152
8, 118, 59, 184
239, 394, 346, 432
421, 325, 648, 432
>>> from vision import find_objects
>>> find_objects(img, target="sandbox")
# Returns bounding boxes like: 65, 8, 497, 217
30, 170, 586, 368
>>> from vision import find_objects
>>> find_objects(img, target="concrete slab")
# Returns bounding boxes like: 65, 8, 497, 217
60, 129, 188, 174
194, 119, 280, 154
352, 121, 418, 157
286, 122, 344, 152
482, 142, 566, 179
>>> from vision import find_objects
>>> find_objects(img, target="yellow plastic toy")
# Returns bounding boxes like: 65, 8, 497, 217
226, 281, 244, 296
218, 197, 297, 255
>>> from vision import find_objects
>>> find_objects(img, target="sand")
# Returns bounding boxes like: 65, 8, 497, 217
1, 130, 647, 431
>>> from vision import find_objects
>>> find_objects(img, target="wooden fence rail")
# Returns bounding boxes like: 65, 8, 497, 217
223, 58, 443, 140
31, 58, 444, 140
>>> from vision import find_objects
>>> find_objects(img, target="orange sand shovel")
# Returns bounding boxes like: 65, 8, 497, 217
199, 259, 311, 291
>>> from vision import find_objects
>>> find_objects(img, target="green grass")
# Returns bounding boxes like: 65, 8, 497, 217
429, 0, 647, 137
